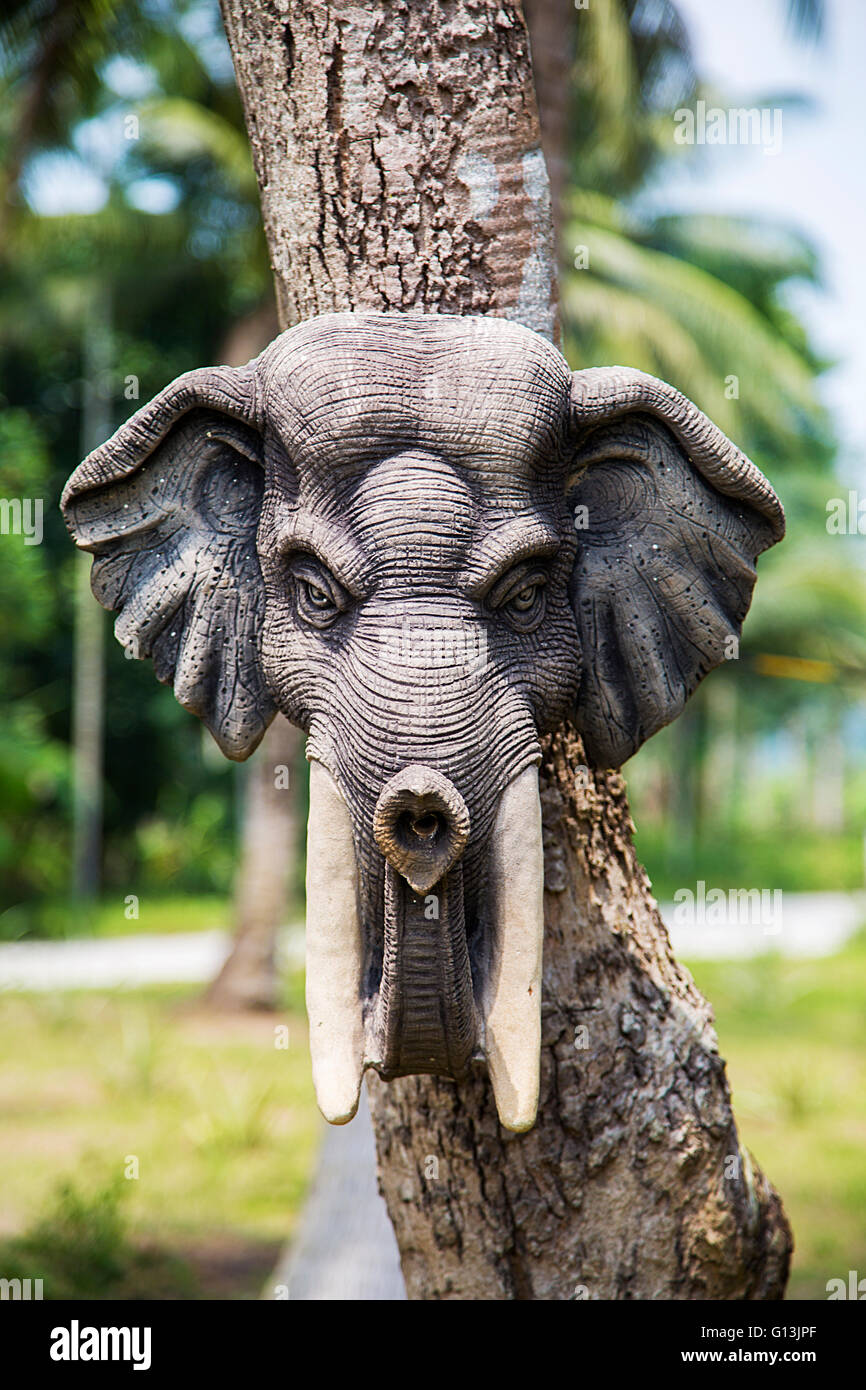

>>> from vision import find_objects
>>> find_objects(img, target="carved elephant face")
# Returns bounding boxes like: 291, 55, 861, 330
62, 313, 784, 1131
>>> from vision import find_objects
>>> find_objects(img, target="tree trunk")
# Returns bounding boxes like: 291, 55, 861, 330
207, 713, 302, 1011
219, 0, 556, 336
522, 0, 576, 258
219, 0, 791, 1297
71, 287, 110, 901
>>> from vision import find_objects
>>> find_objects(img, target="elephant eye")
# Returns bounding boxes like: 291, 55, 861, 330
288, 555, 349, 629
511, 586, 537, 611
488, 563, 548, 632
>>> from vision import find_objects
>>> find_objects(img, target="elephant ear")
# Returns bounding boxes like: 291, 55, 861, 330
568, 367, 785, 769
61, 365, 276, 760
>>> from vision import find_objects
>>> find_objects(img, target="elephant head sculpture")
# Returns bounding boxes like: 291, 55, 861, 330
62, 313, 784, 1132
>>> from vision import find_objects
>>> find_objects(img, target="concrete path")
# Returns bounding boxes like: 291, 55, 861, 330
263, 1087, 406, 1301
0, 925, 305, 992
1, 895, 862, 992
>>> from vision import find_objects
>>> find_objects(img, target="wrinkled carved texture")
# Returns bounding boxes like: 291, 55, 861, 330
62, 313, 791, 1285
219, 0, 557, 336
367, 724, 792, 1300
62, 310, 787, 1168
569, 398, 779, 768
63, 409, 274, 758
74, 0, 793, 1295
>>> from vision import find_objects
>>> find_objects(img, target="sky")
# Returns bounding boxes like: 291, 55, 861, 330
652, 0, 866, 471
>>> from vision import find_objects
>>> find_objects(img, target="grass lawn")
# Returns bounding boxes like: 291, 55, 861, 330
0, 938, 862, 1299
0, 894, 234, 942
687, 932, 866, 1301
0, 972, 319, 1298
634, 823, 866, 900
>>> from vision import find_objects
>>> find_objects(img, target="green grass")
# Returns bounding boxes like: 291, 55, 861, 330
0, 1176, 198, 1299
686, 931, 866, 1300
0, 894, 233, 942
634, 824, 866, 900
0, 939, 861, 1299
0, 976, 319, 1299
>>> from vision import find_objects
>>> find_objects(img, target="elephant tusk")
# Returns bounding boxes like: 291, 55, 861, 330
482, 763, 545, 1133
305, 758, 365, 1124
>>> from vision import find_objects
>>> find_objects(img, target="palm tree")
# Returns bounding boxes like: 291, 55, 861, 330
547, 0, 859, 862
562, 197, 831, 467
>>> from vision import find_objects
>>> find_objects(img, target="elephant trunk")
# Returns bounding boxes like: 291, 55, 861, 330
304, 757, 544, 1133
376, 862, 476, 1080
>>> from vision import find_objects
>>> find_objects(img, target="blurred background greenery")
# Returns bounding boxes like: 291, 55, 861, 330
2, 0, 864, 931
0, 0, 863, 1299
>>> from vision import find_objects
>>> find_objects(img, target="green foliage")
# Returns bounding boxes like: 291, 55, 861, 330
568, 0, 698, 198
0, 0, 271, 918
0, 1172, 197, 1299
564, 196, 832, 467
635, 821, 866, 900
0, 409, 73, 901
0, 891, 230, 941
689, 930, 866, 1299
0, 984, 317, 1297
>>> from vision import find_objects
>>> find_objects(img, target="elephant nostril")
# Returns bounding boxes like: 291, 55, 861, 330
394, 808, 445, 851
394, 804, 450, 854
374, 766, 470, 895
409, 812, 440, 841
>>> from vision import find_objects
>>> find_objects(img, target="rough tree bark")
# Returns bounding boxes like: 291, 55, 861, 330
522, 0, 575, 255
219, 0, 791, 1297
219, 0, 557, 337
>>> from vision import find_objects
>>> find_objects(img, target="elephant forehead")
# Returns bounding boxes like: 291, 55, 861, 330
261, 314, 569, 477
280, 451, 556, 591
346, 453, 474, 566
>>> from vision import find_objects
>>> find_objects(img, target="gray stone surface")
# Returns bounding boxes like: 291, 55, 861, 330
0, 925, 304, 991
263, 1086, 406, 1301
